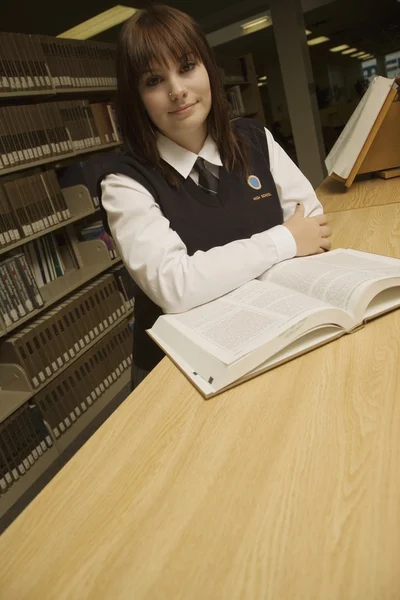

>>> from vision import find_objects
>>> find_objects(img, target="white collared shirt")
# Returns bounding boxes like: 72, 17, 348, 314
101, 127, 323, 314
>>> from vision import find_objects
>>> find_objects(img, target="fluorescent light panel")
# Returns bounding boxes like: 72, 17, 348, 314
359, 53, 373, 59
330, 44, 349, 52
341, 47, 357, 54
58, 5, 137, 39
241, 16, 272, 34
241, 16, 270, 30
350, 51, 366, 58
307, 36, 330, 46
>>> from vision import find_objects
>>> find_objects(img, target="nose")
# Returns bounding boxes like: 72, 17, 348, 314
168, 75, 188, 101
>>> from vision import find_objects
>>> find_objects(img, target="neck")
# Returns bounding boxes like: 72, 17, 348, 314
166, 124, 208, 155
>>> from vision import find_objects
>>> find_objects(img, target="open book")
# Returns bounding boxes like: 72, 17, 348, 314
325, 76, 398, 180
148, 249, 400, 398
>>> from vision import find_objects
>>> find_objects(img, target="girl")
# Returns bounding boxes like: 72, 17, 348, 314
99, 5, 331, 389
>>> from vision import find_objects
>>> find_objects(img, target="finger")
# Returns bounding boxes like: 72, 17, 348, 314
315, 213, 328, 225
320, 238, 332, 251
320, 225, 332, 238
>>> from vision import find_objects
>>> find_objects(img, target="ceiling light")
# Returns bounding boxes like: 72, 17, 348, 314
207, 11, 272, 46
241, 16, 272, 32
359, 54, 374, 60
305, 30, 312, 35
330, 44, 349, 52
350, 51, 366, 58
307, 36, 330, 46
341, 47, 358, 54
58, 5, 137, 39
258, 76, 267, 81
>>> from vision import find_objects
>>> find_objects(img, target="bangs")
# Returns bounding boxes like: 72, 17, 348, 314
125, 12, 204, 78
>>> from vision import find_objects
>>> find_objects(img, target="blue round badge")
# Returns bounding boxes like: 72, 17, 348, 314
247, 175, 262, 190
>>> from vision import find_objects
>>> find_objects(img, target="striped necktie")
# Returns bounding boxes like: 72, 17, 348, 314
194, 157, 219, 195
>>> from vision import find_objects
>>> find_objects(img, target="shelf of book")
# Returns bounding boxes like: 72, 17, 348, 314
0, 184, 96, 258
32, 306, 133, 400
216, 53, 265, 124
0, 86, 117, 100
56, 367, 131, 454
0, 305, 133, 420
0, 442, 60, 519
0, 246, 121, 339
0, 368, 130, 526
0, 29, 136, 526
0, 142, 121, 178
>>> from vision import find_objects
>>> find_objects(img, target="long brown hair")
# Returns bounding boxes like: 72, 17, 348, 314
116, 4, 250, 184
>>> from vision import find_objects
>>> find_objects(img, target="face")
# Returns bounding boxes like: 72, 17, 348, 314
139, 56, 212, 143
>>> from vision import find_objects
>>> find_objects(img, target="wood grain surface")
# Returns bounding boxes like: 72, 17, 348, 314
317, 175, 400, 213
0, 203, 399, 600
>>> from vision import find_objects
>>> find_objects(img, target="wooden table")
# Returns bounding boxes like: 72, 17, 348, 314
1, 203, 400, 600
317, 175, 400, 213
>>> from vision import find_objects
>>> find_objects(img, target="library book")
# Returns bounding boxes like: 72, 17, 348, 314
148, 249, 400, 398
325, 76, 398, 183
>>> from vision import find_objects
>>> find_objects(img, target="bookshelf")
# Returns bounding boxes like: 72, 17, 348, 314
0, 184, 95, 257
55, 368, 131, 454
0, 305, 134, 400
0, 86, 116, 99
0, 142, 121, 178
219, 53, 266, 125
0, 440, 59, 518
0, 31, 134, 523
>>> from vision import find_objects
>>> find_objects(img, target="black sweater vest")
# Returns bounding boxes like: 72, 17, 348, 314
99, 119, 283, 371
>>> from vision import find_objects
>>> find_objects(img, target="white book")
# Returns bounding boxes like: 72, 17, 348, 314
325, 76, 397, 179
148, 249, 400, 398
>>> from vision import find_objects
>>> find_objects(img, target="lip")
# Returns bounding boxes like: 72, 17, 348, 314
169, 102, 197, 115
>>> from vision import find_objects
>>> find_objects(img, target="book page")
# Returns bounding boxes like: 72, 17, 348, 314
325, 76, 396, 178
172, 280, 338, 356
260, 249, 400, 317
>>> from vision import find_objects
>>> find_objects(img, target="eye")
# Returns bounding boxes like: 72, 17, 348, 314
146, 75, 162, 87
181, 61, 196, 73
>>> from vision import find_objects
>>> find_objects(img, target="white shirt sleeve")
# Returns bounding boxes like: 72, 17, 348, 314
264, 127, 323, 219
101, 173, 296, 314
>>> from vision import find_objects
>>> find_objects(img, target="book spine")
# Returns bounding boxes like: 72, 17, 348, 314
28, 403, 53, 451
17, 409, 36, 468
37, 238, 52, 283
25, 241, 46, 287
0, 420, 20, 481
0, 273, 14, 327
22, 408, 42, 464
4, 257, 34, 313
0, 187, 10, 246
13, 179, 34, 236
21, 105, 39, 160
15, 106, 33, 164
7, 106, 24, 164
40, 171, 62, 223
25, 34, 42, 89
15, 33, 35, 90
4, 416, 26, 477
3, 33, 22, 90
0, 262, 26, 318
0, 34, 12, 91
0, 439, 14, 491
14, 253, 44, 308
3, 106, 20, 164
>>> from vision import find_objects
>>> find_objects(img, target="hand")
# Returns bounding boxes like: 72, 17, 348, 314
283, 203, 332, 257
